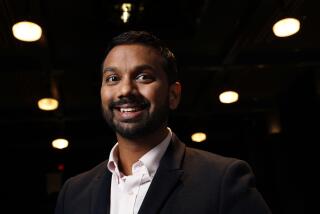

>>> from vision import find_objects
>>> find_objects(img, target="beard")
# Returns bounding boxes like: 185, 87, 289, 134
101, 95, 170, 139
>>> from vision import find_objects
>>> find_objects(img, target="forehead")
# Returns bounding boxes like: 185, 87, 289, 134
103, 44, 163, 67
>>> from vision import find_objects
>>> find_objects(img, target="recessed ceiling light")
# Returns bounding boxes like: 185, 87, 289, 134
12, 21, 42, 42
191, 132, 207, 142
219, 91, 239, 104
52, 138, 69, 149
38, 98, 59, 111
273, 18, 300, 37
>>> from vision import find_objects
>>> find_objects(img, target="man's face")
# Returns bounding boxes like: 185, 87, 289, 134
101, 44, 180, 139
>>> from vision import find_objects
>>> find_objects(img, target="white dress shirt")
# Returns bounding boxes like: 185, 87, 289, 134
107, 128, 172, 214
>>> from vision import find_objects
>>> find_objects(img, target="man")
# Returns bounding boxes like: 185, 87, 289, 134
55, 31, 271, 214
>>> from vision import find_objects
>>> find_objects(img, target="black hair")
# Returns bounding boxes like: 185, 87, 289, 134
103, 31, 178, 84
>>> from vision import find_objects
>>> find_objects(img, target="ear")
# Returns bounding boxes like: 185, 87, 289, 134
168, 82, 181, 110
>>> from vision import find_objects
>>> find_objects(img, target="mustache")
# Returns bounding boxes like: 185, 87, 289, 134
109, 96, 150, 109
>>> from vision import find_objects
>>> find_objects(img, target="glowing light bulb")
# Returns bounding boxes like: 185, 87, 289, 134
38, 98, 59, 111
52, 138, 69, 149
273, 18, 300, 37
12, 21, 42, 42
191, 132, 207, 142
121, 3, 132, 23
219, 91, 239, 104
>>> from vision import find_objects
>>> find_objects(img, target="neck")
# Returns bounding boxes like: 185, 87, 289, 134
116, 126, 169, 175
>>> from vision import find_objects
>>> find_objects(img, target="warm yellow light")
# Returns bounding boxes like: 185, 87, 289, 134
121, 3, 132, 23
219, 91, 239, 104
38, 98, 59, 111
12, 21, 42, 42
272, 18, 300, 37
52, 138, 69, 149
191, 132, 207, 142
121, 11, 130, 23
268, 114, 282, 134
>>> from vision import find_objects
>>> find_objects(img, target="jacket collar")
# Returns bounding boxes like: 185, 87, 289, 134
89, 133, 186, 214
90, 162, 112, 214
138, 133, 185, 214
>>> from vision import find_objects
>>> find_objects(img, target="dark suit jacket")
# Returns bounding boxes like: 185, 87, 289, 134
55, 134, 271, 214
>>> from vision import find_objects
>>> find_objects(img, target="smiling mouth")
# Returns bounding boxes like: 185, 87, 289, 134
113, 104, 148, 121
114, 103, 147, 112
119, 107, 143, 112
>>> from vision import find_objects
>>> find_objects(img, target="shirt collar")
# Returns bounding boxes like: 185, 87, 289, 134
107, 144, 124, 180
107, 127, 172, 178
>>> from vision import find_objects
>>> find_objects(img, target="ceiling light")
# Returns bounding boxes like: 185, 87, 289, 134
272, 18, 300, 37
52, 138, 69, 149
219, 90, 239, 104
12, 21, 42, 42
121, 3, 132, 23
191, 132, 207, 142
38, 98, 59, 111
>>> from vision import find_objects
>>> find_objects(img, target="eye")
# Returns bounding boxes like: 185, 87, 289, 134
105, 75, 120, 84
136, 73, 154, 83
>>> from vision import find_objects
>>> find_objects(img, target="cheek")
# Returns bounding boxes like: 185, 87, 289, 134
140, 85, 168, 108
100, 87, 112, 106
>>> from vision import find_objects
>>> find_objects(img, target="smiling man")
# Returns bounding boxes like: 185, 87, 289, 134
55, 31, 271, 214
101, 43, 178, 141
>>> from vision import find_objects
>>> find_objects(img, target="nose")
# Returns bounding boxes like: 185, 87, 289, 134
118, 77, 138, 98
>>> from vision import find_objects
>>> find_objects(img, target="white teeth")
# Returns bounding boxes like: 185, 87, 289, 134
120, 108, 138, 112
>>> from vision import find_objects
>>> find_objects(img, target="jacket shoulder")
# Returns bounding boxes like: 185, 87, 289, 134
183, 147, 250, 176
66, 159, 109, 187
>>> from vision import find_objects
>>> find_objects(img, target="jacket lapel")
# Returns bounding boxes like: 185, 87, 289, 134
90, 162, 112, 214
138, 135, 185, 214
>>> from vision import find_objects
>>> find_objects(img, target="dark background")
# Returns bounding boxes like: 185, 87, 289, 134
2, 0, 317, 213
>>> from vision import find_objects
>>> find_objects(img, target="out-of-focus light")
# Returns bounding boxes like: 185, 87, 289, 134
121, 11, 130, 23
52, 138, 69, 149
57, 163, 65, 171
268, 114, 282, 134
121, 3, 132, 23
219, 91, 239, 104
12, 21, 42, 42
273, 18, 300, 37
191, 132, 207, 142
38, 98, 59, 111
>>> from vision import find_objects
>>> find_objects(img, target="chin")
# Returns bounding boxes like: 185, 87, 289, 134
115, 123, 149, 139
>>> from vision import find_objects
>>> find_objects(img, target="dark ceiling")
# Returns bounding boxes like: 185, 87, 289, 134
2, 0, 317, 213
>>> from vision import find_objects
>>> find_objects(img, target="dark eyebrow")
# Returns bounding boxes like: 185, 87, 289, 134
102, 66, 117, 74
102, 64, 158, 75
134, 64, 157, 73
